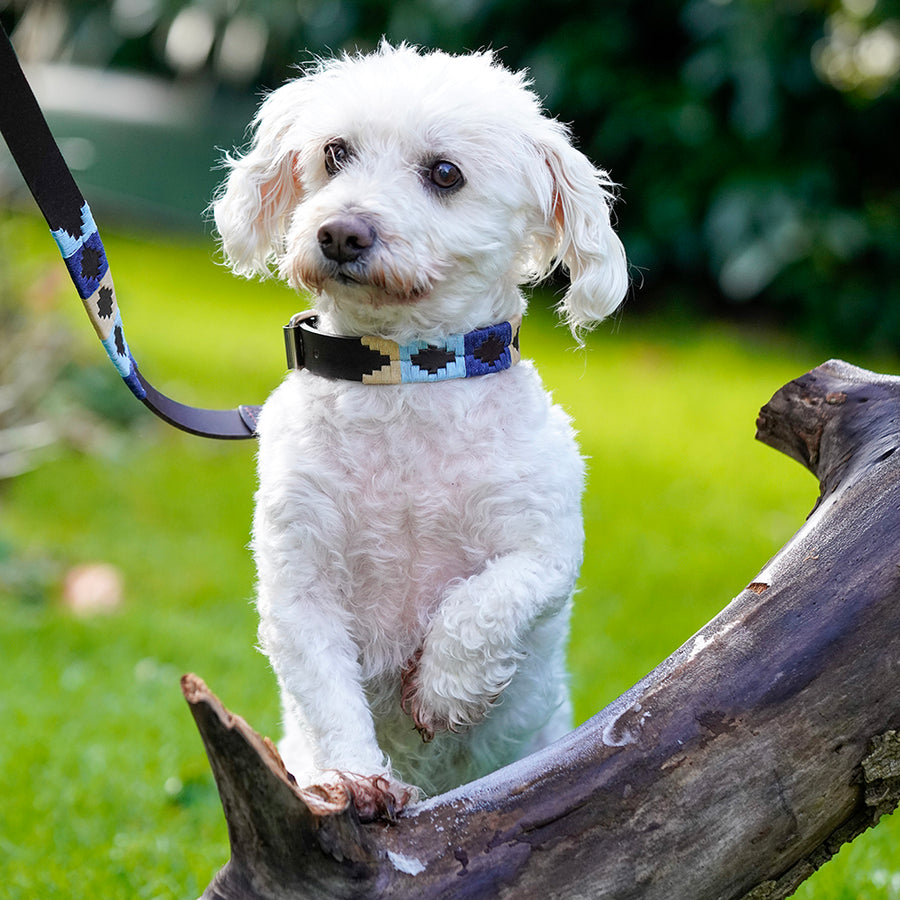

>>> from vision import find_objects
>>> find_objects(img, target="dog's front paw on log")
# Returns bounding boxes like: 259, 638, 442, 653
304, 771, 418, 822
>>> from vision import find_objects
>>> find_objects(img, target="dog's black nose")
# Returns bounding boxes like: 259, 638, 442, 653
317, 215, 375, 264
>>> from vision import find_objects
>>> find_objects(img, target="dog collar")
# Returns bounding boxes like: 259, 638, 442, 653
284, 312, 522, 384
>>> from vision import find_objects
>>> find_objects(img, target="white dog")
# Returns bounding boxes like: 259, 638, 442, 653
213, 43, 627, 819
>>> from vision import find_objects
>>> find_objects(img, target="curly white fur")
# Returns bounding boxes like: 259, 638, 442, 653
213, 43, 627, 813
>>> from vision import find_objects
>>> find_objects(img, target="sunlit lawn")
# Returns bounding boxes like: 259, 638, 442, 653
1, 215, 898, 898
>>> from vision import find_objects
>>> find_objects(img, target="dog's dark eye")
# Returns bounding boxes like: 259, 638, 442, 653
324, 140, 351, 176
429, 160, 464, 191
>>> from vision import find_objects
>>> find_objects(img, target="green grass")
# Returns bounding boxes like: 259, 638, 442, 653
2, 215, 899, 898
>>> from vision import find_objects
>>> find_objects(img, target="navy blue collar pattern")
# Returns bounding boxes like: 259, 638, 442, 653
285, 312, 522, 384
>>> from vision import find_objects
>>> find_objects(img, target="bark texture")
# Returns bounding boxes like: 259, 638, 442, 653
185, 359, 900, 899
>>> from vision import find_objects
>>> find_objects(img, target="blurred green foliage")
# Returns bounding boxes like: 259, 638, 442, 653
2, 0, 899, 348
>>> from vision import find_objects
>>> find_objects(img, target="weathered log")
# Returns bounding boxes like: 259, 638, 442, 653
185, 358, 900, 900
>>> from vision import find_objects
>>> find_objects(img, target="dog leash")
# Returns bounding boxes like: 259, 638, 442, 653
0, 22, 260, 439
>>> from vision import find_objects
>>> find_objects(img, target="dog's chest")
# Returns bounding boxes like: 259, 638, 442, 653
257, 364, 579, 652
336, 417, 486, 615
318, 380, 532, 598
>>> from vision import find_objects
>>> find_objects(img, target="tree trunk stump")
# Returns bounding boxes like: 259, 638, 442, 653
184, 358, 900, 899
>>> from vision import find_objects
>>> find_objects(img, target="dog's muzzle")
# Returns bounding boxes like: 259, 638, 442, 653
317, 214, 375, 265
309, 211, 430, 301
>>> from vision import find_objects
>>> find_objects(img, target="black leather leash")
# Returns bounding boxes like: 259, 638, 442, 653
0, 22, 260, 439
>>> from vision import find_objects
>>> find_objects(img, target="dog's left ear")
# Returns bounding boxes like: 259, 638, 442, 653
537, 129, 628, 336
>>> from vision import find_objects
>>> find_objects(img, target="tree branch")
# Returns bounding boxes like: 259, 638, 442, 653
185, 359, 900, 899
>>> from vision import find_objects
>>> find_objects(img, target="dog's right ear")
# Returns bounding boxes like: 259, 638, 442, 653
212, 91, 304, 278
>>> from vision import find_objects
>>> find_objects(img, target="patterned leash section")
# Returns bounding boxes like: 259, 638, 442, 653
0, 22, 258, 439
51, 202, 143, 395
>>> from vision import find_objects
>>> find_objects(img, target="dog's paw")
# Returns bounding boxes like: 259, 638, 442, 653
400, 651, 443, 742
400, 646, 510, 742
303, 771, 418, 822
400, 649, 442, 741
338, 772, 419, 822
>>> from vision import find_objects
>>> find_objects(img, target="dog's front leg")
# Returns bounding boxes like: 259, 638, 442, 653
402, 550, 576, 740
258, 590, 417, 818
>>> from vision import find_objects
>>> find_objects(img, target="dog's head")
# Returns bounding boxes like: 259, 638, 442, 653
213, 43, 627, 340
